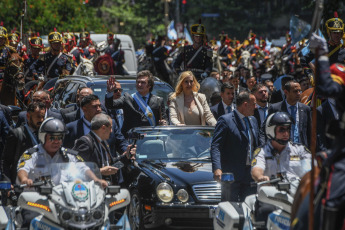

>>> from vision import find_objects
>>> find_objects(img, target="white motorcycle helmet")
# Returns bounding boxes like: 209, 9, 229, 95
265, 112, 294, 145
38, 118, 68, 144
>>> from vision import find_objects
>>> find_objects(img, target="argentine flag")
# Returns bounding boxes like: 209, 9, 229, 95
167, 21, 178, 40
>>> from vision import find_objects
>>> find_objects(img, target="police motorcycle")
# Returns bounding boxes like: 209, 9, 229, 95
213, 174, 299, 230
16, 162, 130, 230
0, 173, 18, 230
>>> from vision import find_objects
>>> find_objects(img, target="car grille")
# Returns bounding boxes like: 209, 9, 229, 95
192, 183, 221, 203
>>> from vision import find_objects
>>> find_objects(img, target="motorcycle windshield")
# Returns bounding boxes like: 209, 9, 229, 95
49, 162, 102, 186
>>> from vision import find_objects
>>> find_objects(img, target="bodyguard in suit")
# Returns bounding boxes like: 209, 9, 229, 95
230, 75, 246, 102
210, 82, 236, 120
211, 91, 261, 202
0, 110, 10, 157
252, 83, 270, 126
73, 114, 135, 185
64, 94, 128, 156
61, 87, 108, 124
268, 80, 311, 148
2, 102, 45, 183
16, 90, 62, 128
105, 70, 167, 137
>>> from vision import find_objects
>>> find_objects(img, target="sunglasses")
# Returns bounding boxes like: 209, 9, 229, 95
49, 135, 64, 141
114, 88, 123, 93
277, 127, 291, 133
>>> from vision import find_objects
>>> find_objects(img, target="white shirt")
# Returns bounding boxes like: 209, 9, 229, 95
252, 142, 311, 180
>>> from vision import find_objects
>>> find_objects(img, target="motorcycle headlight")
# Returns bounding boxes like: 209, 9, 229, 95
156, 182, 174, 203
61, 210, 73, 221
177, 189, 189, 203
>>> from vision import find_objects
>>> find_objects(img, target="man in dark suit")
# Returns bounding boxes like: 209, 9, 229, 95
64, 94, 128, 156
105, 70, 167, 137
2, 102, 45, 183
210, 82, 235, 120
252, 83, 270, 126
107, 81, 124, 130
211, 91, 261, 202
73, 114, 135, 184
317, 98, 339, 151
16, 90, 62, 127
268, 80, 311, 148
61, 87, 108, 124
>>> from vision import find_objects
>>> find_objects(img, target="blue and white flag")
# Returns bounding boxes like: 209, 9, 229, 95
290, 15, 311, 44
167, 21, 178, 40
184, 25, 193, 45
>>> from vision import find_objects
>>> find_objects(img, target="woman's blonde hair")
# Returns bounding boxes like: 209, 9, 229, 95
171, 71, 200, 99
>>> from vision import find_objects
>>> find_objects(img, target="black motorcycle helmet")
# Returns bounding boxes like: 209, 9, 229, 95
38, 118, 68, 144
265, 112, 294, 145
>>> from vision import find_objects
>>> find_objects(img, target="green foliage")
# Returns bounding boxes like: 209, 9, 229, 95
0, 0, 103, 34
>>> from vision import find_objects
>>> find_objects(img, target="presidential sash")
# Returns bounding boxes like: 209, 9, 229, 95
132, 92, 156, 126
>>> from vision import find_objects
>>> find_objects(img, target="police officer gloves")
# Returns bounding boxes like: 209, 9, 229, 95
309, 33, 329, 56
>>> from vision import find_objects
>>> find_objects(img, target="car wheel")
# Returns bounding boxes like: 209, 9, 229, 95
128, 190, 145, 230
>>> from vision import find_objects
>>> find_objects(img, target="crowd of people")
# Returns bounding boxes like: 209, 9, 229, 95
0, 11, 344, 228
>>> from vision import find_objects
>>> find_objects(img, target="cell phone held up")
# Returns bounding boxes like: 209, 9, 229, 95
112, 161, 124, 170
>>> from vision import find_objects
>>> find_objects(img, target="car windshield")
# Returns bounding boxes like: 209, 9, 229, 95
132, 128, 214, 160
92, 81, 172, 107
48, 162, 101, 186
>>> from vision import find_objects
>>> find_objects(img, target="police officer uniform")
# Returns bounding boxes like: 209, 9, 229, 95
30, 30, 73, 80
152, 35, 170, 84
16, 144, 81, 186
173, 23, 213, 81
252, 141, 311, 180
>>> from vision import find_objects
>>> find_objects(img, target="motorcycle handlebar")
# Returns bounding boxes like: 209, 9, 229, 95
251, 178, 281, 187
16, 181, 45, 188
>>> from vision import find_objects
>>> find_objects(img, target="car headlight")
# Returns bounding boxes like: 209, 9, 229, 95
156, 182, 174, 203
177, 189, 189, 203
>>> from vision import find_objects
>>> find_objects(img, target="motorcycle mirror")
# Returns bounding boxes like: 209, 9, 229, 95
39, 185, 53, 195
107, 185, 120, 195
277, 182, 290, 192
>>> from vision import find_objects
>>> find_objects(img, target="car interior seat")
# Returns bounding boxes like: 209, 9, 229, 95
140, 140, 166, 158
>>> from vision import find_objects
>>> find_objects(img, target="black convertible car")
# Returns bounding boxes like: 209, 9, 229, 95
124, 126, 221, 229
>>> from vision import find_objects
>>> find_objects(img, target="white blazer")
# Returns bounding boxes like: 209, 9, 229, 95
169, 92, 217, 126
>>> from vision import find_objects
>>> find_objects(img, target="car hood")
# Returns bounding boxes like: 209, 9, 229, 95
139, 160, 215, 185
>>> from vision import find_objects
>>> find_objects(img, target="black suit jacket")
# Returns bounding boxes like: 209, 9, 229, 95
211, 110, 261, 183
210, 103, 225, 120
16, 108, 62, 128
64, 117, 128, 154
2, 125, 39, 183
268, 101, 311, 148
105, 92, 167, 137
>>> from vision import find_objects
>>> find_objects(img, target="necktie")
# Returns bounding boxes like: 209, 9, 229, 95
290, 105, 298, 142
226, 106, 231, 113
244, 117, 252, 162
260, 107, 268, 120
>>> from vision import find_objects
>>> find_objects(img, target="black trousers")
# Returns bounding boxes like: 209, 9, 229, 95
254, 199, 276, 222
21, 209, 39, 227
